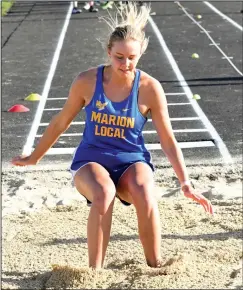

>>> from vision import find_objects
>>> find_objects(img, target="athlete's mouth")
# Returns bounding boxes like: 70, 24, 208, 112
120, 69, 130, 74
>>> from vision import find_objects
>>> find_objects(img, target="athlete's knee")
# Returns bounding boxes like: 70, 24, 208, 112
129, 181, 155, 211
92, 183, 116, 215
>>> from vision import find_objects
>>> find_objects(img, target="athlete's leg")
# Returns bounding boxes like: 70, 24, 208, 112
74, 163, 116, 268
117, 162, 161, 267
72, 1, 82, 13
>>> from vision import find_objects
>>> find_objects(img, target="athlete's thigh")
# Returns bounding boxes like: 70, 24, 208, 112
74, 162, 116, 203
116, 162, 154, 203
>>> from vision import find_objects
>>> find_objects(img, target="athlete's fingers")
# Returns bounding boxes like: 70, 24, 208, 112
192, 193, 201, 203
11, 156, 27, 166
184, 191, 214, 215
192, 194, 213, 214
204, 201, 210, 213
204, 198, 212, 214
202, 199, 214, 215
208, 201, 214, 215
12, 159, 24, 166
202, 203, 207, 213
199, 199, 207, 212
11, 156, 20, 165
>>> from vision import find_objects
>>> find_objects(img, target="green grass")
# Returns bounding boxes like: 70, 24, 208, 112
1, 0, 14, 16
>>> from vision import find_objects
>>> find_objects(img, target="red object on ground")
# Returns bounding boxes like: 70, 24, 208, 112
8, 104, 30, 112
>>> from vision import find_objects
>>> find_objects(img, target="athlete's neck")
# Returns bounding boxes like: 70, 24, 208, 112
104, 65, 136, 89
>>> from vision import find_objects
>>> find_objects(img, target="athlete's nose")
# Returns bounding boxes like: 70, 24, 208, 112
121, 58, 130, 68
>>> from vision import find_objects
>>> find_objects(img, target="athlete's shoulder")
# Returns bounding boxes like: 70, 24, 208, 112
139, 70, 163, 93
69, 66, 101, 102
71, 66, 101, 94
75, 66, 99, 83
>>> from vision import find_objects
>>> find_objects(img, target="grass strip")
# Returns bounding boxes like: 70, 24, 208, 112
2, 0, 14, 16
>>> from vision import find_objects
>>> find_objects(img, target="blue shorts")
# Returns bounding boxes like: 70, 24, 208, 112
70, 147, 154, 206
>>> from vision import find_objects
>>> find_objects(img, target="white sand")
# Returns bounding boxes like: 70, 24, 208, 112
2, 163, 243, 289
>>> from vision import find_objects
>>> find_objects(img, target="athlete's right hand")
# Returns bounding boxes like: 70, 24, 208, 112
11, 155, 38, 166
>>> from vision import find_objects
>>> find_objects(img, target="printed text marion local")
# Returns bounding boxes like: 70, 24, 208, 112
91, 111, 135, 139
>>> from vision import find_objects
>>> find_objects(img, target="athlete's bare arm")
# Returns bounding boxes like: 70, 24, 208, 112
144, 77, 189, 183
144, 77, 213, 214
12, 68, 97, 165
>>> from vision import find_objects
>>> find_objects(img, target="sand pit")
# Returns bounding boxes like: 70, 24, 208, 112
2, 164, 243, 289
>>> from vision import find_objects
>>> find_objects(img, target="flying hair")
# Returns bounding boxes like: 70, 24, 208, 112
99, 2, 151, 55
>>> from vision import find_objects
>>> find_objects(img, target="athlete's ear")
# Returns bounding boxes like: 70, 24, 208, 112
107, 48, 111, 58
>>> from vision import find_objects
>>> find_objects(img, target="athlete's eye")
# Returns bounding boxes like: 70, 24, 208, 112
116, 56, 135, 60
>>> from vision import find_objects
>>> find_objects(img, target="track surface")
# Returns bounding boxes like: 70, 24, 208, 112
2, 1, 242, 167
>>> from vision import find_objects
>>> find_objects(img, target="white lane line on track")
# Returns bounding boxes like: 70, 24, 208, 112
39, 117, 201, 126
165, 92, 186, 95
40, 121, 85, 126
44, 108, 62, 111
47, 98, 68, 100
170, 117, 200, 121
46, 92, 187, 101
175, 1, 243, 77
36, 128, 208, 137
43, 102, 192, 111
148, 15, 233, 163
200, 30, 212, 33
204, 1, 243, 31
22, 2, 73, 156
168, 103, 191, 105
44, 141, 215, 155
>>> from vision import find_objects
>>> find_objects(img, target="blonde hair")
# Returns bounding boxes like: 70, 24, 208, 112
100, 2, 151, 55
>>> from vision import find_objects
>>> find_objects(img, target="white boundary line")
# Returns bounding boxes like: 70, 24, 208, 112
40, 121, 85, 126
39, 117, 201, 126
47, 98, 67, 100
46, 92, 187, 101
165, 92, 186, 95
43, 102, 192, 111
176, 1, 243, 76
148, 16, 233, 163
168, 102, 190, 105
204, 1, 243, 31
22, 2, 73, 156
170, 117, 200, 121
44, 108, 62, 111
36, 128, 208, 137
146, 142, 214, 150
45, 141, 215, 155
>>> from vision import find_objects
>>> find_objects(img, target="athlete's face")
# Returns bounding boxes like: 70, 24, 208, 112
108, 39, 141, 78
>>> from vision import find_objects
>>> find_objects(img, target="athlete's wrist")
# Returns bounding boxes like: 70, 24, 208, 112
180, 180, 195, 192
28, 153, 41, 164
180, 180, 191, 187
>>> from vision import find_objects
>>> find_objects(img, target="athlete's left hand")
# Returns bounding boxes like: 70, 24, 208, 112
182, 184, 214, 215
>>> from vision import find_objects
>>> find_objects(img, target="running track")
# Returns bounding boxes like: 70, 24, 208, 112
2, 1, 242, 167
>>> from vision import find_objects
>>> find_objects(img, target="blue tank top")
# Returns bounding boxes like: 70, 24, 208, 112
78, 65, 149, 154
